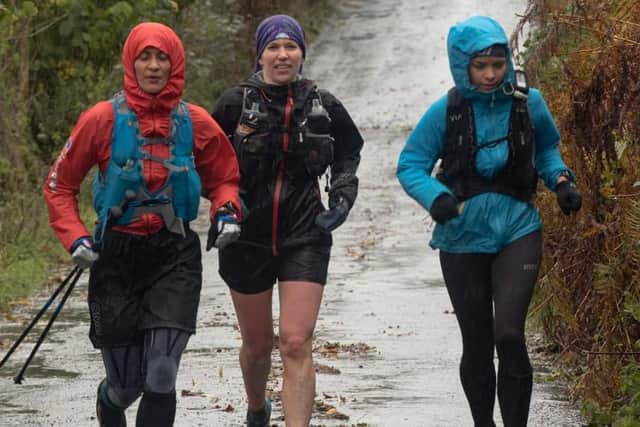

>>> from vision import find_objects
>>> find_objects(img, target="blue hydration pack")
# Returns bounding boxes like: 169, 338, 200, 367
92, 92, 201, 245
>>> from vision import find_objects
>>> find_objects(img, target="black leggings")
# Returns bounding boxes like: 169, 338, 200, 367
439, 231, 542, 427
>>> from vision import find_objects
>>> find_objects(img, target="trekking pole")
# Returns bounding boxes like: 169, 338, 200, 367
8, 191, 134, 383
0, 265, 80, 369
13, 267, 84, 384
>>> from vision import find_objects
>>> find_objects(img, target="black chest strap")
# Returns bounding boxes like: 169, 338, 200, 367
437, 87, 537, 203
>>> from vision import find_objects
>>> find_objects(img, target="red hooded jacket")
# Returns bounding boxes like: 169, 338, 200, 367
44, 22, 240, 251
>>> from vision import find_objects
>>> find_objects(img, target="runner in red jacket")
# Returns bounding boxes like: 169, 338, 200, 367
43, 22, 240, 427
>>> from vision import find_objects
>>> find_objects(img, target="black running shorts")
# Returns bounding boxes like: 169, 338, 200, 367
88, 227, 202, 348
218, 243, 331, 294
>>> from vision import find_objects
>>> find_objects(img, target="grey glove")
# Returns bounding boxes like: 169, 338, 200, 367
70, 237, 99, 269
206, 208, 240, 250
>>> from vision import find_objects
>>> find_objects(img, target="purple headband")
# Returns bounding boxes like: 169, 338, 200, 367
254, 15, 306, 72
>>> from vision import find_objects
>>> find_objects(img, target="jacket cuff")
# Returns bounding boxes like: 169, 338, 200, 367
550, 169, 576, 191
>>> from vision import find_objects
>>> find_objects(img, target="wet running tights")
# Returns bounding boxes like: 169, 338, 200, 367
99, 327, 190, 427
439, 231, 542, 427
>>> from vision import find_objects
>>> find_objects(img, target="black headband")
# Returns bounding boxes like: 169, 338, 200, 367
472, 44, 507, 58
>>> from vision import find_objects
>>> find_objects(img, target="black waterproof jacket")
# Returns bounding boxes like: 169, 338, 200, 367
212, 73, 363, 253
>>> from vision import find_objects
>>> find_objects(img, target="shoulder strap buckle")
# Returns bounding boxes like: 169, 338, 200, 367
513, 70, 529, 100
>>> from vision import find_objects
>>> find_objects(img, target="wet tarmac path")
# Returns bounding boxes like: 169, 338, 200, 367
0, 0, 586, 425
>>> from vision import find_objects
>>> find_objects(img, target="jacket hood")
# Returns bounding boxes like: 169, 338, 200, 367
446, 16, 515, 100
122, 22, 185, 136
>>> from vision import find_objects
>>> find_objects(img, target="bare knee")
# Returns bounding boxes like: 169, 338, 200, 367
242, 335, 274, 361
279, 334, 311, 362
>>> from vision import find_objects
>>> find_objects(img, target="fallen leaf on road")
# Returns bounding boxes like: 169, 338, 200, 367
181, 389, 206, 397
315, 362, 341, 374
314, 399, 350, 420
313, 340, 376, 358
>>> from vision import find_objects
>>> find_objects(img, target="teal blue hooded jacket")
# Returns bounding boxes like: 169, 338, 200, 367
396, 16, 574, 253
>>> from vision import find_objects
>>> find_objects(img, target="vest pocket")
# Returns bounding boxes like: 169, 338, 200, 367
93, 160, 142, 224
304, 136, 334, 177
170, 156, 201, 221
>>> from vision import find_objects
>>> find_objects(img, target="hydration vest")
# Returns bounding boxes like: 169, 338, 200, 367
232, 83, 334, 179
92, 91, 201, 244
437, 85, 537, 203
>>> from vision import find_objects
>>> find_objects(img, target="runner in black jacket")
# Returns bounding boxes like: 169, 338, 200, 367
211, 14, 363, 427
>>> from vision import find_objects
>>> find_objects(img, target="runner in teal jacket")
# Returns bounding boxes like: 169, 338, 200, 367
397, 16, 581, 427
397, 15, 577, 253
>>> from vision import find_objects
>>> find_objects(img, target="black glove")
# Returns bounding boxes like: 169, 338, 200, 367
315, 196, 350, 233
430, 194, 459, 225
556, 181, 582, 215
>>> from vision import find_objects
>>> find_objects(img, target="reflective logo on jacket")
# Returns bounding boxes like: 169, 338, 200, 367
92, 92, 201, 242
